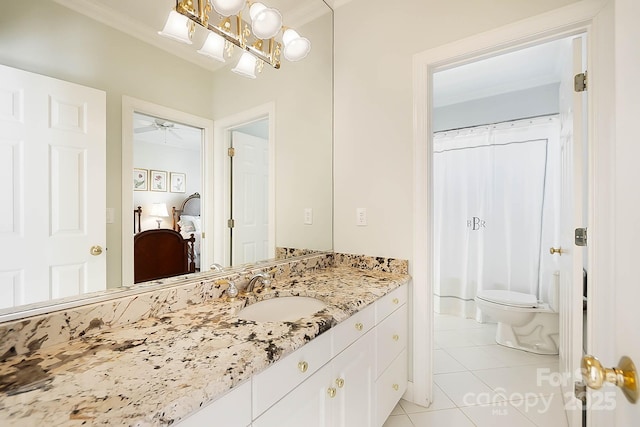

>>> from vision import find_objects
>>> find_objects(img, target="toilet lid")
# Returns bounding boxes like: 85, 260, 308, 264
476, 290, 538, 308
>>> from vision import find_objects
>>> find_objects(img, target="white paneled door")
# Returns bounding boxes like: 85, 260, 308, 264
557, 36, 587, 426
0, 64, 106, 309
231, 130, 268, 265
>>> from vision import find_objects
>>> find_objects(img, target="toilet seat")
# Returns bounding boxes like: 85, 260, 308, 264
476, 290, 538, 308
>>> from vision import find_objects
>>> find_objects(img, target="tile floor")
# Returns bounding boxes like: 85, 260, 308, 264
384, 314, 569, 427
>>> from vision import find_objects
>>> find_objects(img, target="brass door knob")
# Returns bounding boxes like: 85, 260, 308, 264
336, 378, 345, 388
582, 355, 638, 403
393, 298, 399, 304
327, 387, 337, 398
392, 384, 399, 391
90, 245, 103, 256
392, 334, 400, 341
355, 322, 363, 331
298, 361, 308, 373
549, 247, 564, 255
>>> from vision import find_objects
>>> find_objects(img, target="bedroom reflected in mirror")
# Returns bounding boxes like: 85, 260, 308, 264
131, 112, 204, 284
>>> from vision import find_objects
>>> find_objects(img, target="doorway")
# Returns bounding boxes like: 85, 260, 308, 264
411, 4, 604, 424
213, 103, 276, 268
427, 35, 587, 425
121, 97, 214, 286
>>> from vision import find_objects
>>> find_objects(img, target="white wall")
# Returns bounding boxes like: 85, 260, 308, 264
433, 83, 560, 132
333, 0, 579, 261
211, 13, 333, 252
133, 142, 201, 231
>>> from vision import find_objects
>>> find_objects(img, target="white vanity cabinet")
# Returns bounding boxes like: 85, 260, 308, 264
252, 330, 375, 427
178, 284, 407, 427
176, 380, 251, 427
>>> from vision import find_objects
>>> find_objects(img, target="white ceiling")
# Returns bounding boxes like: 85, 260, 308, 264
53, 0, 332, 73
134, 112, 202, 150
433, 37, 573, 107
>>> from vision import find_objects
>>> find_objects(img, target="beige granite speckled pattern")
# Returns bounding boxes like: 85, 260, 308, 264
334, 252, 409, 274
0, 258, 409, 426
0, 253, 334, 360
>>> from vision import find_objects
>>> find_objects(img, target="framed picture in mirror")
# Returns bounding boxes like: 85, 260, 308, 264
150, 170, 167, 192
170, 172, 186, 193
133, 168, 148, 191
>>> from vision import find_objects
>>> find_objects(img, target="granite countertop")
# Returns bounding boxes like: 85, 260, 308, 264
0, 265, 409, 426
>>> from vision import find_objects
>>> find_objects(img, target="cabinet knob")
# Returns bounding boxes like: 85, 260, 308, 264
392, 334, 399, 341
392, 384, 399, 391
327, 387, 337, 398
355, 322, 363, 331
336, 378, 345, 388
298, 361, 309, 373
392, 298, 399, 304
90, 245, 103, 256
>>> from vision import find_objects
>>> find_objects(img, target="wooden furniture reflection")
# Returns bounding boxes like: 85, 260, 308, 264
134, 229, 196, 283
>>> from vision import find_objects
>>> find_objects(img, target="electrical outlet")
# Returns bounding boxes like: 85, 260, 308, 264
356, 208, 367, 226
304, 208, 313, 225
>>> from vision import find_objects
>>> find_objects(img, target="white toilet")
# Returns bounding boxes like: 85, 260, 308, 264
474, 275, 559, 355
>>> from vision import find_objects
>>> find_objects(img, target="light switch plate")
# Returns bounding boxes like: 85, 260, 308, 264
356, 208, 367, 226
304, 208, 313, 225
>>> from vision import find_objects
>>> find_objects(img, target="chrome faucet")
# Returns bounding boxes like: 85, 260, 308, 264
245, 272, 271, 293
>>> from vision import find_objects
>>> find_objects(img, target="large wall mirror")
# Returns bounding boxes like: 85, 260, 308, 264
0, 0, 333, 319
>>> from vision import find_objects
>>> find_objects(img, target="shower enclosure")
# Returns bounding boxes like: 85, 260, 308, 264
432, 116, 561, 319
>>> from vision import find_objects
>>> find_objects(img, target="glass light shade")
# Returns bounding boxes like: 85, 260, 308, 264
158, 10, 193, 44
282, 29, 311, 61
197, 32, 227, 62
232, 52, 258, 79
249, 3, 282, 39
211, 0, 245, 17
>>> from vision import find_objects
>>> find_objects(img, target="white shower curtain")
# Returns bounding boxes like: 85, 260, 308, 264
433, 116, 560, 318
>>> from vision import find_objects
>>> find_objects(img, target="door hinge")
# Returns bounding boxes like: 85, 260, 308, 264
575, 381, 587, 405
201, 232, 205, 239
227, 219, 235, 228
228, 147, 235, 157
575, 227, 587, 246
574, 71, 587, 92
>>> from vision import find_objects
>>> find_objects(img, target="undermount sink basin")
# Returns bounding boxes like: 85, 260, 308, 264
237, 296, 327, 322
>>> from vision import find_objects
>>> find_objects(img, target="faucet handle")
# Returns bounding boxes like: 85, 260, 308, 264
215, 279, 238, 299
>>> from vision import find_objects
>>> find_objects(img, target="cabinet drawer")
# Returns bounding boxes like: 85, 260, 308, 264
375, 285, 407, 323
177, 380, 251, 427
252, 329, 332, 417
375, 349, 408, 427
331, 302, 375, 357
376, 304, 407, 377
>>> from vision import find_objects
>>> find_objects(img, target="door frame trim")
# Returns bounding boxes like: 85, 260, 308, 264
410, 2, 610, 423
121, 96, 214, 285
212, 102, 276, 267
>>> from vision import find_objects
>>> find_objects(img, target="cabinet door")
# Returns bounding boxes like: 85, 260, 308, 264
252, 364, 332, 427
332, 330, 375, 427
177, 380, 251, 427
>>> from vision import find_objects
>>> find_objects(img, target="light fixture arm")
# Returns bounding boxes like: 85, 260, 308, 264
175, 0, 281, 69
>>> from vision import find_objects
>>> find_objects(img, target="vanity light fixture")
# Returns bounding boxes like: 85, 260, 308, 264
159, 0, 311, 78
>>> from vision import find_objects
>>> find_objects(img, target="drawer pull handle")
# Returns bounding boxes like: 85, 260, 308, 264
392, 334, 399, 341
328, 387, 337, 398
355, 322, 363, 331
392, 384, 399, 391
298, 361, 309, 373
393, 298, 399, 304
336, 378, 345, 388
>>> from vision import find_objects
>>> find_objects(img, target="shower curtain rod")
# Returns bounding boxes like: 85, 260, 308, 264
435, 113, 559, 134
